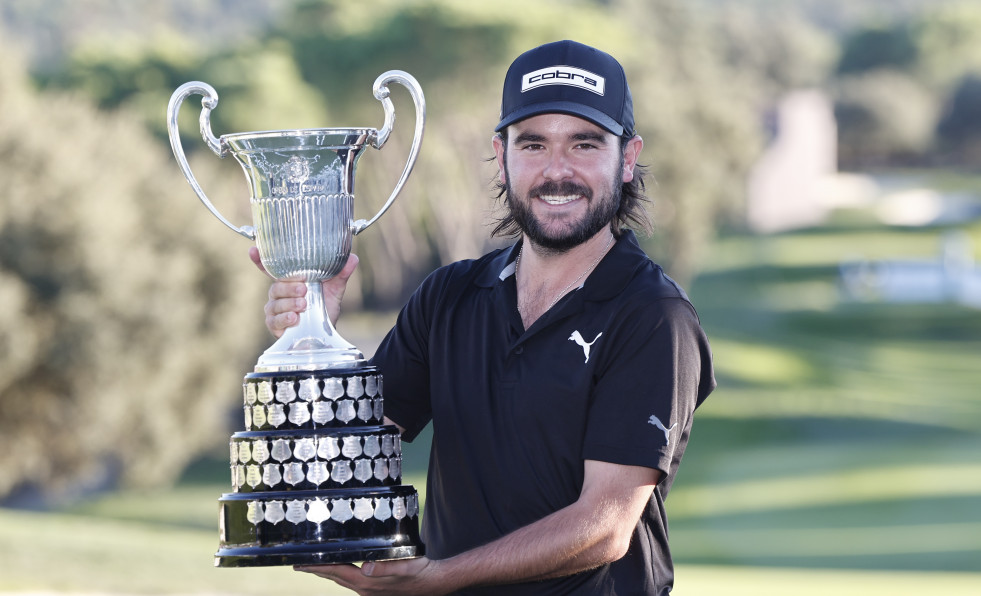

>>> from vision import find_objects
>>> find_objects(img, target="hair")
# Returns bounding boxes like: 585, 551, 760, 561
489, 131, 654, 239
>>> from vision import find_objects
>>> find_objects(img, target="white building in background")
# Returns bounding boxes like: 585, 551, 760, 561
746, 90, 840, 233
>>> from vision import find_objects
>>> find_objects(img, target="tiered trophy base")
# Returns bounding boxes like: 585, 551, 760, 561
215, 365, 424, 568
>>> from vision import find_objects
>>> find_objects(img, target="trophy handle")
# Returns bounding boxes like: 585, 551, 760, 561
167, 81, 257, 241
352, 71, 427, 236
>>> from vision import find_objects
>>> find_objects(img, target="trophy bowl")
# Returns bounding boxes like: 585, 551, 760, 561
167, 72, 425, 372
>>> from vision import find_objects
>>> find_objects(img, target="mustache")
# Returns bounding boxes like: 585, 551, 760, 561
528, 180, 593, 199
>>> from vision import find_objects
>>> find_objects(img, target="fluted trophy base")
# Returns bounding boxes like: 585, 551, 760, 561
254, 282, 367, 373
254, 344, 367, 373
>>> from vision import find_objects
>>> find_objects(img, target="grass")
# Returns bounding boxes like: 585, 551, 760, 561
664, 214, 981, 588
2, 209, 980, 594
0, 505, 345, 595
667, 417, 981, 571
0, 465, 430, 596
2, 501, 978, 595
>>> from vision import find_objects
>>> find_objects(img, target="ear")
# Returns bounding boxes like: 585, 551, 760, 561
492, 133, 507, 185
621, 135, 643, 184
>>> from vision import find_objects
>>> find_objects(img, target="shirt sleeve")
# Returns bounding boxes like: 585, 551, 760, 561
368, 270, 441, 442
582, 295, 714, 476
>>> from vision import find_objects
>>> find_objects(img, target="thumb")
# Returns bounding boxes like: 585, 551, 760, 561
336, 253, 359, 283
322, 253, 359, 326
249, 246, 271, 277
323, 253, 359, 301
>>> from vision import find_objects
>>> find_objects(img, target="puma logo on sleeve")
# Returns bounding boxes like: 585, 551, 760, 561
648, 415, 678, 444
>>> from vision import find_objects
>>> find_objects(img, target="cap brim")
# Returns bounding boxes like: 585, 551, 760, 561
495, 101, 625, 137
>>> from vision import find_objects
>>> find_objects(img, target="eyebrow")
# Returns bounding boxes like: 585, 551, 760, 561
512, 130, 610, 145
570, 131, 609, 144
513, 131, 547, 145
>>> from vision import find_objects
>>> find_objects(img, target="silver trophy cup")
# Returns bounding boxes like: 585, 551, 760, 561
167, 72, 425, 372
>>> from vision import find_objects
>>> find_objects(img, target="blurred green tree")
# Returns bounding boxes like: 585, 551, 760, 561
913, 1, 981, 91
40, 32, 333, 143
604, 0, 768, 277
936, 74, 981, 165
836, 24, 918, 75
713, 5, 836, 95
833, 69, 938, 168
0, 44, 268, 504
827, 1, 981, 167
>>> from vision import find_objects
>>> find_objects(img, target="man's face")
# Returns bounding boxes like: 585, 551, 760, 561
493, 113, 641, 251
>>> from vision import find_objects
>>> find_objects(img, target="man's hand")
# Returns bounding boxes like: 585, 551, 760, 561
295, 557, 453, 596
249, 247, 359, 338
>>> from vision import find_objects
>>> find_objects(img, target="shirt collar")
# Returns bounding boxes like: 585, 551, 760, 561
476, 230, 651, 301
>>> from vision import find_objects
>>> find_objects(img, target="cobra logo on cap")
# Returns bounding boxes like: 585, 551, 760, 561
521, 65, 606, 96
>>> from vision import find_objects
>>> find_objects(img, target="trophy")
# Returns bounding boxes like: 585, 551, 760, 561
167, 71, 426, 567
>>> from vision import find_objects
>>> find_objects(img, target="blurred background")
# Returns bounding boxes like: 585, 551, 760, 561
0, 0, 978, 594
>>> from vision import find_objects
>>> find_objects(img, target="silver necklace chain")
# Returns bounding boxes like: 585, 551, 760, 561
516, 234, 615, 316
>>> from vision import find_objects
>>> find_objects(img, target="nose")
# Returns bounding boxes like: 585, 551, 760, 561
542, 150, 574, 181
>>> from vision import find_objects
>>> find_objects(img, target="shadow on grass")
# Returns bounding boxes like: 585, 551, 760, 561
668, 416, 981, 572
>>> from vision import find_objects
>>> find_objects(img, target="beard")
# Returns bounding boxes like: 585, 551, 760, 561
507, 176, 621, 253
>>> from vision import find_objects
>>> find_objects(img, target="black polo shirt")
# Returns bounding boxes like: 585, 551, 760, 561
372, 230, 715, 595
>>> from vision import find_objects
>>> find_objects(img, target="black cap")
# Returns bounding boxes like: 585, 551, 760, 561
496, 40, 634, 137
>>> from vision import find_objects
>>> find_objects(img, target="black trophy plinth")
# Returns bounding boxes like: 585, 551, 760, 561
215, 365, 425, 567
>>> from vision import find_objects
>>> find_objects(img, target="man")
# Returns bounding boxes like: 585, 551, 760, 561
256, 40, 715, 595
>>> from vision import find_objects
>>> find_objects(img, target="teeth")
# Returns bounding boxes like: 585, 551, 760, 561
540, 195, 579, 205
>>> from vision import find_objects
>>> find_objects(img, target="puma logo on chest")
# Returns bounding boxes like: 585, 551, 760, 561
569, 330, 603, 363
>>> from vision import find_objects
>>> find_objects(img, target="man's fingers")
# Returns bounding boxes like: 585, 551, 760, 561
294, 563, 364, 586
268, 280, 307, 301
263, 287, 305, 339
268, 311, 299, 337
263, 296, 306, 318
255, 253, 358, 338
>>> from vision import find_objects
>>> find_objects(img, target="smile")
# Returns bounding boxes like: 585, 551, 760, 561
538, 195, 581, 205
